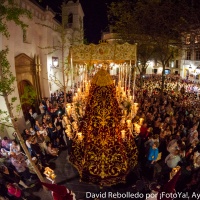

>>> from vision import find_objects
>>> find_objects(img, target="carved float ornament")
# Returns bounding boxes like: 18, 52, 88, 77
70, 42, 137, 64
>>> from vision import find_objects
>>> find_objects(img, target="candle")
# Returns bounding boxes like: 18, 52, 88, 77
126, 119, 131, 128
125, 64, 127, 94
121, 130, 126, 139
121, 117, 125, 124
124, 110, 127, 116
77, 132, 83, 141
51, 174, 56, 179
128, 62, 131, 91
139, 118, 144, 125
134, 103, 138, 107
134, 123, 141, 134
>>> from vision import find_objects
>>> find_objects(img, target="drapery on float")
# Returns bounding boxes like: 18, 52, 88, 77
69, 68, 138, 186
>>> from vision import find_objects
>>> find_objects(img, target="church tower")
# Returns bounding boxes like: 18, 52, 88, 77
62, 0, 84, 44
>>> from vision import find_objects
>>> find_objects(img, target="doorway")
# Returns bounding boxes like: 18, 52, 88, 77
18, 80, 37, 120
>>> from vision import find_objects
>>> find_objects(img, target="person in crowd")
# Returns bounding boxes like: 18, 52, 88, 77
192, 150, 200, 169
1, 137, 11, 151
10, 140, 21, 155
167, 138, 179, 154
10, 152, 32, 181
34, 120, 40, 131
38, 125, 48, 137
48, 123, 57, 143
22, 129, 31, 140
27, 108, 36, 128
25, 135, 33, 156
45, 99, 51, 114
189, 131, 199, 145
139, 122, 148, 141
147, 142, 159, 165
54, 115, 63, 128
36, 131, 46, 155
42, 116, 47, 126
0, 183, 9, 199
0, 165, 29, 189
30, 136, 47, 166
39, 102, 45, 116
6, 182, 27, 200
165, 149, 181, 169
146, 142, 160, 180
55, 125, 66, 148
46, 142, 59, 157
29, 127, 35, 136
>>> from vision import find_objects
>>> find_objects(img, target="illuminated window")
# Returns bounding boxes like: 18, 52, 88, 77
185, 35, 191, 44
195, 35, 200, 43
186, 50, 191, 60
196, 50, 200, 60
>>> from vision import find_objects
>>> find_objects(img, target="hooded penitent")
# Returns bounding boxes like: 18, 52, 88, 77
40, 182, 76, 200
157, 169, 181, 200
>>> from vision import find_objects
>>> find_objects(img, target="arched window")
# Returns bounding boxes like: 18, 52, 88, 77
68, 13, 73, 24
185, 34, 191, 44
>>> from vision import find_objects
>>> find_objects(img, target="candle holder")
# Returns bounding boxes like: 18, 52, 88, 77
44, 167, 56, 182
170, 166, 180, 180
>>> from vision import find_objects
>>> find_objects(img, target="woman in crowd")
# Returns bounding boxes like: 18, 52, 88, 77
36, 130, 46, 155
46, 142, 59, 157
10, 152, 32, 181
34, 120, 40, 131
1, 137, 11, 151
0, 165, 29, 189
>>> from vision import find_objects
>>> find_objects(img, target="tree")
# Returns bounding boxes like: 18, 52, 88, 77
38, 12, 84, 106
20, 85, 37, 106
0, 0, 45, 183
108, 0, 200, 94
136, 36, 156, 86
37, 21, 69, 105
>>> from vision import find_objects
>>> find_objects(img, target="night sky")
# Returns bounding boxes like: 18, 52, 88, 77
35, 0, 112, 44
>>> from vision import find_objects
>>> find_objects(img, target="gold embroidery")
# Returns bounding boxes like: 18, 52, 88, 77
69, 69, 138, 186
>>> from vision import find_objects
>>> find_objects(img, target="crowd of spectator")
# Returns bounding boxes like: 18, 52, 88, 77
1, 75, 200, 199
0, 89, 73, 199
133, 75, 200, 195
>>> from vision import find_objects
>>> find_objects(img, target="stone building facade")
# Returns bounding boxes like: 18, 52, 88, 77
0, 0, 84, 137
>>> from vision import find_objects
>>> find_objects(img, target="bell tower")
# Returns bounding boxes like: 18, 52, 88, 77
62, 0, 84, 44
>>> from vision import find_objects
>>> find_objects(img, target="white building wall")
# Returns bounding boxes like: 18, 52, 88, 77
0, 0, 70, 135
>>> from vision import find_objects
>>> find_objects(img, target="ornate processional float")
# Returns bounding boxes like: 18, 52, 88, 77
64, 42, 139, 186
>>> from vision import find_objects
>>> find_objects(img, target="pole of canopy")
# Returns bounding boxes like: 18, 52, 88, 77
70, 50, 73, 90
132, 43, 137, 102
128, 60, 131, 95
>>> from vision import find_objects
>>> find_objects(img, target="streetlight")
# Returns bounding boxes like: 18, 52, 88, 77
51, 57, 59, 68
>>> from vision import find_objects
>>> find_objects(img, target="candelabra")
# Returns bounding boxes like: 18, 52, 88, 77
115, 80, 140, 140
64, 78, 141, 144
64, 80, 91, 142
